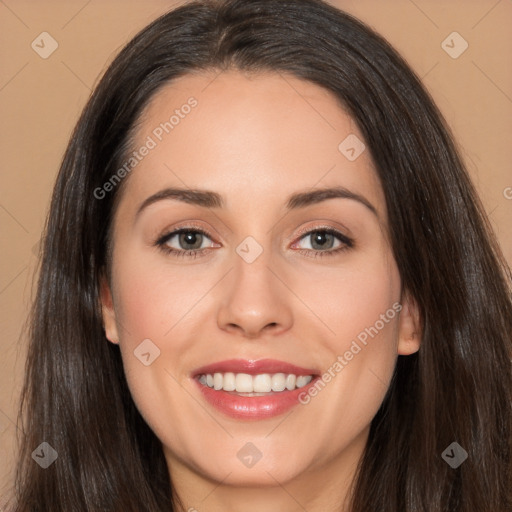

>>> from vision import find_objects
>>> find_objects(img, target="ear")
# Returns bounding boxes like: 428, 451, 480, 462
397, 290, 421, 355
99, 273, 119, 345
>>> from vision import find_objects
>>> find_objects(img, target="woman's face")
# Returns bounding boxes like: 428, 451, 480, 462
100, 70, 420, 493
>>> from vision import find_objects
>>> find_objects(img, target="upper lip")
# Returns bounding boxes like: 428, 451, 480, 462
192, 358, 319, 377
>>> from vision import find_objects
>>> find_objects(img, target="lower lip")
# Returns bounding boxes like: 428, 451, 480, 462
194, 377, 318, 420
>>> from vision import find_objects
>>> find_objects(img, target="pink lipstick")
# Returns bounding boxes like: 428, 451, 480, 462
192, 358, 320, 420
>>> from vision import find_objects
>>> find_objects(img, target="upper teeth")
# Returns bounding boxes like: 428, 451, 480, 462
198, 372, 313, 393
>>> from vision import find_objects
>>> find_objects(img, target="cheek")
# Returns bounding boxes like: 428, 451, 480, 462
293, 250, 401, 443
110, 248, 221, 405
109, 255, 197, 441
112, 252, 209, 343
293, 249, 400, 386
294, 247, 400, 350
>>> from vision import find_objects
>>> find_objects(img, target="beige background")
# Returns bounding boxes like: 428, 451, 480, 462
1, 0, 511, 500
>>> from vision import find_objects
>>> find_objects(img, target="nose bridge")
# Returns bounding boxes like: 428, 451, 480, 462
233, 237, 273, 294
215, 235, 293, 337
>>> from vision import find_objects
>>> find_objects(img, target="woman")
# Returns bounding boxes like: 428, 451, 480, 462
12, 0, 512, 510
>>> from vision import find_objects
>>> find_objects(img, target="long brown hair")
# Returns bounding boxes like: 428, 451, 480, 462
12, 0, 512, 510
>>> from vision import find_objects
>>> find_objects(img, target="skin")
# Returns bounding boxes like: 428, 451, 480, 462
100, 70, 421, 512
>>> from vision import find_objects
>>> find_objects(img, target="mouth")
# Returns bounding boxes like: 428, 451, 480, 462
192, 359, 320, 420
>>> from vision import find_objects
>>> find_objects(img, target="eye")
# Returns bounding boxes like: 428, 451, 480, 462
154, 225, 354, 259
155, 227, 218, 258
292, 227, 354, 258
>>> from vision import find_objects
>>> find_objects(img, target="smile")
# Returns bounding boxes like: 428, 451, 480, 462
192, 359, 319, 420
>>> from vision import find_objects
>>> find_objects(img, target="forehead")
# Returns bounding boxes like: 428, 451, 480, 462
118, 69, 386, 222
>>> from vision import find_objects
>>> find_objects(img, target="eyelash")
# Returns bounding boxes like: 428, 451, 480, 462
154, 225, 354, 260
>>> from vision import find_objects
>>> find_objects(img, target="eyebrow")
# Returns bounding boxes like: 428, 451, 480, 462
135, 185, 378, 219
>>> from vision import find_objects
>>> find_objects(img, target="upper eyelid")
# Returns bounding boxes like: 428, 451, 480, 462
293, 223, 352, 240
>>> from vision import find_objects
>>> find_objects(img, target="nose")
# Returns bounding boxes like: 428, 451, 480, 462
216, 249, 294, 339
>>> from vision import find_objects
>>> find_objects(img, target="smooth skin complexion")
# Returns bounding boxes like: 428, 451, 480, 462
100, 70, 421, 512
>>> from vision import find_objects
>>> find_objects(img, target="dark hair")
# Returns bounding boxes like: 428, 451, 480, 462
12, 0, 512, 510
